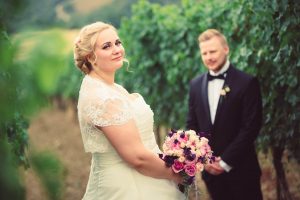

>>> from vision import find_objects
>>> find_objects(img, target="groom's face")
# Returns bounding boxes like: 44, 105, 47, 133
199, 36, 229, 73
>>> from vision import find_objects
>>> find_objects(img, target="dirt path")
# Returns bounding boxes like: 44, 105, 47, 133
24, 106, 300, 200
24, 106, 90, 200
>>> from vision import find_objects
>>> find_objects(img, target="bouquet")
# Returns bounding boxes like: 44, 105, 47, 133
159, 129, 214, 196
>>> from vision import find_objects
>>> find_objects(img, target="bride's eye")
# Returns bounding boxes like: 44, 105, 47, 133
102, 43, 111, 49
115, 40, 122, 46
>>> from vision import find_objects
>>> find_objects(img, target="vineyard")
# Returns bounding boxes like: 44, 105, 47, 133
1, 0, 300, 200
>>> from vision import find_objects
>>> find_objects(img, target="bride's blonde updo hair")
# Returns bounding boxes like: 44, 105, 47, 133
73, 21, 116, 74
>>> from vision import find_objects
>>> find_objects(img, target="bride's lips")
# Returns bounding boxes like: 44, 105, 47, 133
112, 56, 123, 61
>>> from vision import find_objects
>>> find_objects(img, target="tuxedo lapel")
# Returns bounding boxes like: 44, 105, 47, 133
214, 66, 233, 125
201, 73, 213, 127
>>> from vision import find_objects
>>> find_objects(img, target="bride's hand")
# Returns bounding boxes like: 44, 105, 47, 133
173, 172, 184, 184
168, 168, 184, 184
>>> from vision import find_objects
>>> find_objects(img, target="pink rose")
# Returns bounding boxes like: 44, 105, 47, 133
184, 164, 196, 177
172, 160, 184, 173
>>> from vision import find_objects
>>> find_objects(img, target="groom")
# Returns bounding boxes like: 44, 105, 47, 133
186, 29, 263, 200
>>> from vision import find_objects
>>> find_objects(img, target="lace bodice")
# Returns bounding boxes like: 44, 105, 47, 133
77, 75, 160, 153
78, 75, 184, 200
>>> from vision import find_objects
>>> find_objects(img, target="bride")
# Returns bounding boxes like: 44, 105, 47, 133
74, 21, 185, 200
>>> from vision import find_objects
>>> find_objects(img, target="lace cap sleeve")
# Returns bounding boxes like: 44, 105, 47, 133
83, 96, 133, 127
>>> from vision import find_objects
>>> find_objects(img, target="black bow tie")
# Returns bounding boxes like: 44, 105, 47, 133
207, 73, 226, 81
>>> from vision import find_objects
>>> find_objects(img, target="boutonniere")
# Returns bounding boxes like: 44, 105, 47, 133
220, 85, 230, 98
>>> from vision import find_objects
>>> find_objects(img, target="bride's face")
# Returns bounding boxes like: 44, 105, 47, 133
92, 28, 125, 73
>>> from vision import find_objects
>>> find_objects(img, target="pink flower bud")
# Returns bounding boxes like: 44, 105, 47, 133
184, 164, 196, 176
172, 160, 184, 173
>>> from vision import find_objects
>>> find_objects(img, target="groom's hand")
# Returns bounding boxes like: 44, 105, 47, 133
204, 157, 224, 175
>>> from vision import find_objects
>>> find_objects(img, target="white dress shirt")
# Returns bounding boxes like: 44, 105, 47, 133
208, 60, 232, 172
208, 60, 230, 124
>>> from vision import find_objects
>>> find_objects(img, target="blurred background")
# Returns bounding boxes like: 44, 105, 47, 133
1, 0, 299, 199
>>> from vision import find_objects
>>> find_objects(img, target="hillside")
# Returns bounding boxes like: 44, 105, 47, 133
70, 0, 112, 14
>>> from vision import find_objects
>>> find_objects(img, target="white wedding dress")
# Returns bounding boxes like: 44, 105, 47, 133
77, 75, 184, 200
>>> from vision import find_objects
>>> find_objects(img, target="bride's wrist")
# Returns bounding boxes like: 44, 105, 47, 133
170, 170, 183, 184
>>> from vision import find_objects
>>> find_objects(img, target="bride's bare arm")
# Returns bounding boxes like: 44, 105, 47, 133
98, 120, 182, 184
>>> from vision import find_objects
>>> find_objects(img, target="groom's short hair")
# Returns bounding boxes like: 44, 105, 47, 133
198, 29, 228, 47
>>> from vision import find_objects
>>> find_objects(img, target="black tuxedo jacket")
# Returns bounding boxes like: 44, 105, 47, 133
186, 64, 262, 180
